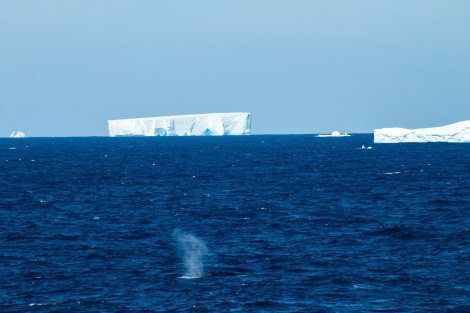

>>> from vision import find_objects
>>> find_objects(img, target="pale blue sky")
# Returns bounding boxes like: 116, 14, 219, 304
1, 0, 469, 137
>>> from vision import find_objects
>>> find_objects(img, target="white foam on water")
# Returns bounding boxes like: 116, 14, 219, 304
178, 275, 204, 280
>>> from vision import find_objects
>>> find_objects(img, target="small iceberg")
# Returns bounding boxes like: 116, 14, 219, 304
316, 131, 350, 137
9, 131, 25, 138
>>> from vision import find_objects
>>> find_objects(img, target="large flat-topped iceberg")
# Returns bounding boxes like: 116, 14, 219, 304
108, 112, 251, 137
374, 120, 470, 143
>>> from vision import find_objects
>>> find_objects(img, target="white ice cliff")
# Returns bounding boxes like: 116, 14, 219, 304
108, 112, 252, 137
374, 120, 470, 143
9, 131, 25, 138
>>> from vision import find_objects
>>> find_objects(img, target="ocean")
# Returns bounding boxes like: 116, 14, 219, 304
1, 135, 469, 312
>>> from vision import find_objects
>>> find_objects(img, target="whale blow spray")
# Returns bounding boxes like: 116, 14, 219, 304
173, 229, 209, 278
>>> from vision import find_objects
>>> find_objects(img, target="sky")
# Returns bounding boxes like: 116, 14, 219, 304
1, 0, 469, 137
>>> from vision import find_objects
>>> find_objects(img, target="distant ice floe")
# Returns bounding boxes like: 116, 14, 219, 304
9, 130, 25, 138
374, 120, 470, 143
316, 131, 350, 137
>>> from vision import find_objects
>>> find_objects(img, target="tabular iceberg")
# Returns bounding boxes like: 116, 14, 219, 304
374, 120, 470, 143
108, 112, 251, 137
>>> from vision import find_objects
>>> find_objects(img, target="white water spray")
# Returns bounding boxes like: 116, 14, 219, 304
173, 229, 209, 279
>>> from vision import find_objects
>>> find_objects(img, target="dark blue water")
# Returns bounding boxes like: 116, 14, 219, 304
1, 135, 469, 312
